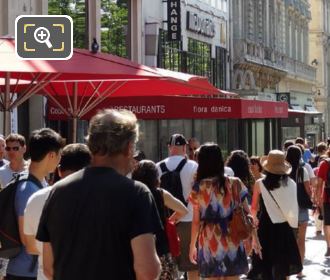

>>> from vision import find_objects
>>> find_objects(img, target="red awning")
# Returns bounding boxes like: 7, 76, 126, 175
0, 38, 222, 95
0, 37, 227, 138
46, 96, 288, 120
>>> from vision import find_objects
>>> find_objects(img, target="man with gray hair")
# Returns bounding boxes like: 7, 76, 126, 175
36, 109, 161, 280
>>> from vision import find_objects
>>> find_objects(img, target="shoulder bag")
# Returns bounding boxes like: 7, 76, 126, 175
229, 178, 254, 241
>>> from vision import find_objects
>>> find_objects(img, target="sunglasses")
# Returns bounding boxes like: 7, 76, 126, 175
5, 146, 20, 152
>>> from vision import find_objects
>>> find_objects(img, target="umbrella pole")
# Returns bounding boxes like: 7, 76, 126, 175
71, 82, 78, 143
3, 73, 11, 136
72, 117, 77, 143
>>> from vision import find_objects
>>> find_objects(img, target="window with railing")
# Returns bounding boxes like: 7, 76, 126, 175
187, 38, 212, 81
214, 46, 227, 89
158, 30, 226, 89
157, 30, 185, 72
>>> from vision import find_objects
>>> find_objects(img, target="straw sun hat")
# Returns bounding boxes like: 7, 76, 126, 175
260, 150, 292, 175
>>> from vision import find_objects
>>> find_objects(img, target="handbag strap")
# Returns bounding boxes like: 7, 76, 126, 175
263, 182, 286, 219
231, 178, 242, 207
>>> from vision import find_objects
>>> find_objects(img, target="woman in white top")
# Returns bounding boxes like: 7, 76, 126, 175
247, 150, 302, 280
285, 145, 311, 279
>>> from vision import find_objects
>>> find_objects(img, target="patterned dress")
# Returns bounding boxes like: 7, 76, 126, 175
189, 176, 249, 278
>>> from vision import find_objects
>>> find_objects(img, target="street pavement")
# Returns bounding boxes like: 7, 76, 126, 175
292, 219, 330, 280
181, 216, 330, 279
241, 217, 330, 280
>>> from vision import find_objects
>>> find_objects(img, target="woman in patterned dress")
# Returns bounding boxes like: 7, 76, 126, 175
189, 143, 261, 280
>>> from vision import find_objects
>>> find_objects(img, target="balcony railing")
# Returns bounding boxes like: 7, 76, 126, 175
234, 39, 316, 81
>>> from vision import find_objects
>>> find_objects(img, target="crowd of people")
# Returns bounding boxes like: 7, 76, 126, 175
0, 109, 329, 280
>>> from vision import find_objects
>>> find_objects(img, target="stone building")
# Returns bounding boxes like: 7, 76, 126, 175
309, 0, 330, 138
231, 0, 319, 146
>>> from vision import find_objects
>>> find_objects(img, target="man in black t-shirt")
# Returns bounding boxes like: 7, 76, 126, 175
36, 109, 162, 280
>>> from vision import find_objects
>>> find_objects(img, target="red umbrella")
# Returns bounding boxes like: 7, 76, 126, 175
0, 38, 224, 140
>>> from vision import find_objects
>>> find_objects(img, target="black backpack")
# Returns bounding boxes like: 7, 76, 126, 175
159, 158, 187, 206
0, 173, 42, 259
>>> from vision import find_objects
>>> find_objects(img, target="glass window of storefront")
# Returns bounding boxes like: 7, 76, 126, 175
251, 120, 265, 156
48, 0, 87, 48
100, 0, 129, 58
158, 30, 226, 88
158, 30, 184, 72
217, 119, 228, 157
214, 46, 227, 89
136, 119, 229, 161
137, 120, 159, 162
187, 38, 212, 81
193, 119, 217, 144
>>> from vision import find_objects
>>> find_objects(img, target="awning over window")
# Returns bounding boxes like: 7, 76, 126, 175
46, 96, 288, 120
305, 105, 319, 113
290, 104, 303, 111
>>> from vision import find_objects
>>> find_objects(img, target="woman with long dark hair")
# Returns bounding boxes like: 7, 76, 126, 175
189, 143, 261, 280
248, 150, 302, 280
226, 150, 255, 203
285, 145, 311, 278
132, 160, 188, 280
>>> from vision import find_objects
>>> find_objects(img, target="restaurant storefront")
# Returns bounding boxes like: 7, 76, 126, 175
46, 96, 288, 161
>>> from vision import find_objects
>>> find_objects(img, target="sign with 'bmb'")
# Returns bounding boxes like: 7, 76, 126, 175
167, 0, 181, 41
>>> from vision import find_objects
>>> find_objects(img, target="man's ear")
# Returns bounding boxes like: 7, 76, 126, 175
123, 142, 134, 157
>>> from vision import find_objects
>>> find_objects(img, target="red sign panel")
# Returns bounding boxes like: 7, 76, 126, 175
46, 96, 288, 120
240, 99, 288, 119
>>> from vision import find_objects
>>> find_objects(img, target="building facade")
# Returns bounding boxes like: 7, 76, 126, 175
309, 0, 330, 139
231, 0, 319, 148
137, 0, 231, 160
1, 0, 291, 160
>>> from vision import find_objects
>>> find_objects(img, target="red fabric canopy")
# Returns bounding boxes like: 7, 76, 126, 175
0, 38, 230, 139
0, 38, 221, 95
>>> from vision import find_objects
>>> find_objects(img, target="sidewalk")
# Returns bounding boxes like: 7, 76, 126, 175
293, 219, 330, 280
182, 218, 330, 280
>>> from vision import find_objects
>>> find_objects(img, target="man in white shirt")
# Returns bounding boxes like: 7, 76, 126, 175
157, 134, 198, 280
0, 134, 27, 280
0, 134, 28, 189
24, 143, 91, 280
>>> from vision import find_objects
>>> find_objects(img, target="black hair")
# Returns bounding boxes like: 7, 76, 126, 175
285, 145, 301, 181
131, 160, 159, 191
59, 144, 91, 172
250, 156, 263, 172
196, 143, 225, 192
283, 140, 294, 151
295, 137, 305, 145
28, 128, 64, 162
226, 150, 255, 190
133, 150, 146, 162
263, 171, 288, 190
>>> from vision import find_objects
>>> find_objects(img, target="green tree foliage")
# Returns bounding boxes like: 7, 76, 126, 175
101, 0, 128, 58
48, 0, 87, 49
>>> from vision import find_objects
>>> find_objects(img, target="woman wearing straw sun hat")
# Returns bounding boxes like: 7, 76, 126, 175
247, 150, 302, 280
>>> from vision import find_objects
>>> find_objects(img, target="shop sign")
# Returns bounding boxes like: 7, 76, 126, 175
167, 0, 181, 41
240, 99, 288, 119
276, 92, 291, 105
47, 96, 288, 121
186, 11, 215, 38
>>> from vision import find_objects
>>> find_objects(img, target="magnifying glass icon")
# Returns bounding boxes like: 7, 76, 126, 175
34, 27, 53, 49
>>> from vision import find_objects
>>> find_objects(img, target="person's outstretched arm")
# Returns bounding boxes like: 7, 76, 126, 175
131, 233, 161, 280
